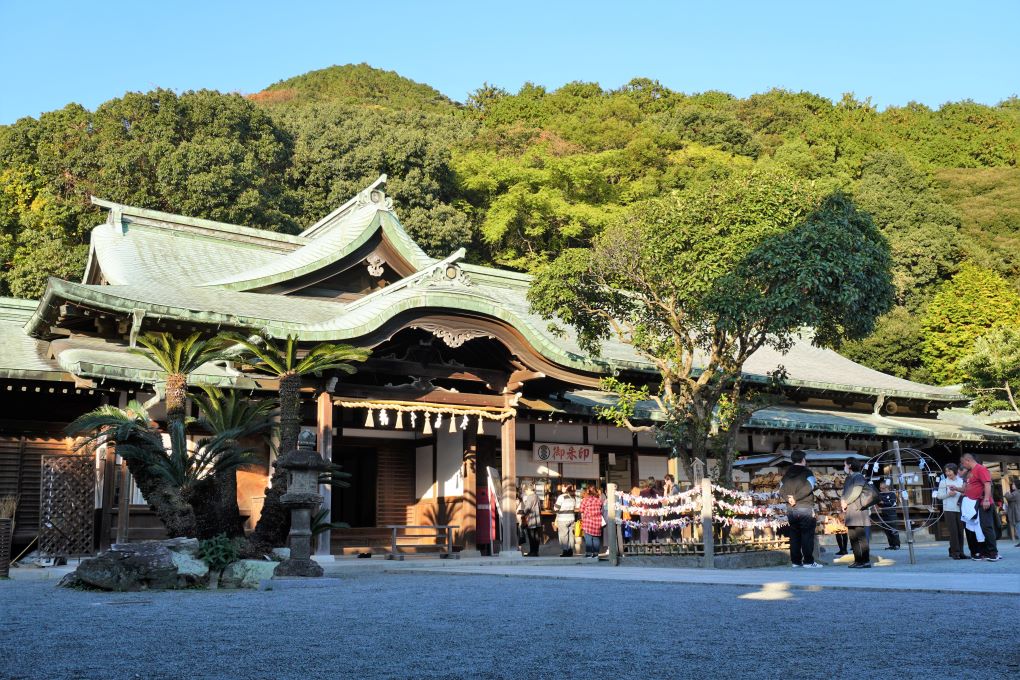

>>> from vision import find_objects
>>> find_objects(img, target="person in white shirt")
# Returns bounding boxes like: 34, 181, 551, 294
935, 463, 967, 559
553, 484, 577, 557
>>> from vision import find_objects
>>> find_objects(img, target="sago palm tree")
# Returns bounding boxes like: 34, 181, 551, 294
130, 332, 235, 426
67, 400, 262, 537
192, 386, 278, 537
223, 333, 369, 548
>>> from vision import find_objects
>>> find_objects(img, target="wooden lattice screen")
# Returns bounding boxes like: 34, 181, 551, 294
38, 453, 95, 558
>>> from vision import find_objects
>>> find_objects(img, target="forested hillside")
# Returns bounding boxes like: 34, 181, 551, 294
1, 64, 1018, 385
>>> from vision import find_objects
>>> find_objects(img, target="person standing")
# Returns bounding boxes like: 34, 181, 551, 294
960, 453, 1000, 561
662, 474, 682, 543
579, 485, 604, 558
516, 483, 542, 557
936, 464, 967, 559
780, 450, 822, 568
841, 458, 876, 568
639, 477, 659, 544
1005, 477, 1020, 548
877, 482, 902, 550
553, 484, 577, 557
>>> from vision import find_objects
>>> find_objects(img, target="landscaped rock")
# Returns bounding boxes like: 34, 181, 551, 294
270, 547, 290, 561
220, 559, 277, 589
75, 542, 177, 591
169, 550, 209, 586
70, 538, 205, 591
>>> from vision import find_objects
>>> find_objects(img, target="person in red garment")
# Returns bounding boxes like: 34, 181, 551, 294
580, 485, 604, 559
960, 453, 1000, 562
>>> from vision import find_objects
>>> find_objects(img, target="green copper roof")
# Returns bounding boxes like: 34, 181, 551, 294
0, 311, 67, 382
13, 179, 971, 405
49, 337, 263, 390
562, 391, 1020, 444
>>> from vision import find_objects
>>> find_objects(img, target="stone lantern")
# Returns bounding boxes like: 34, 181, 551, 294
273, 429, 329, 578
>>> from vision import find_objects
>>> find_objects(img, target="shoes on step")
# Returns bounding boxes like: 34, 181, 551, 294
803, 562, 823, 568
791, 563, 803, 568
984, 555, 1002, 562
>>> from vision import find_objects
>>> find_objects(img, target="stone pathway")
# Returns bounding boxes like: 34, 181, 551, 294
398, 561, 1020, 595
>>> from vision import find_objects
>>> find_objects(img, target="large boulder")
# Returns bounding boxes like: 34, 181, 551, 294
72, 538, 203, 591
220, 559, 277, 589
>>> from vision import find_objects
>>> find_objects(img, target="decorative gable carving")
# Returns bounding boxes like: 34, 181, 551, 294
409, 321, 494, 348
365, 254, 386, 277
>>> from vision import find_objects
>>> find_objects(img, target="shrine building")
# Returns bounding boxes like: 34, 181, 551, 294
1, 176, 1017, 556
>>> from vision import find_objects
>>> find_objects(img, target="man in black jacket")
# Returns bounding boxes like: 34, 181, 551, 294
780, 450, 822, 568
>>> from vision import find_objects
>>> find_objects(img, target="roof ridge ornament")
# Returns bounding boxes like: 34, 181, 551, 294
355, 185, 393, 212
300, 174, 389, 238
409, 250, 473, 290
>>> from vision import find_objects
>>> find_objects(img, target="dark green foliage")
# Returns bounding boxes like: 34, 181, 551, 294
841, 306, 931, 383
197, 534, 241, 573
851, 151, 962, 306
275, 104, 475, 255
0, 89, 297, 296
3, 64, 1018, 383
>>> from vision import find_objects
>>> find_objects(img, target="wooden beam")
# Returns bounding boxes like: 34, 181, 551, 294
362, 358, 506, 388
332, 385, 506, 408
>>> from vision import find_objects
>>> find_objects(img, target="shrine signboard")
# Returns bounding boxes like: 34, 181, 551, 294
532, 442, 594, 464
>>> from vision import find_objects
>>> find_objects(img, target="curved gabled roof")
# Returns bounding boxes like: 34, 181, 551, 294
14, 178, 968, 405
86, 182, 436, 292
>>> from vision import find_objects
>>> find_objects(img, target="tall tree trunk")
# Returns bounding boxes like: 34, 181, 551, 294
122, 453, 197, 538
251, 371, 300, 549
164, 373, 187, 426
191, 473, 245, 539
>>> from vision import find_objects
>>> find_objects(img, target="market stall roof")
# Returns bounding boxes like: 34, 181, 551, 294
889, 412, 1020, 443
734, 450, 869, 468
562, 391, 1020, 445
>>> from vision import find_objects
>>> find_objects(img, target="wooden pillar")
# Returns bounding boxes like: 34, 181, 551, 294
98, 444, 117, 550
115, 460, 130, 544
460, 429, 478, 553
315, 392, 333, 557
500, 414, 518, 553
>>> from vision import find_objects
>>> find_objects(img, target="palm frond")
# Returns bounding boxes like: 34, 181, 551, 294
130, 331, 236, 376
193, 385, 277, 435
219, 332, 287, 376
311, 507, 350, 536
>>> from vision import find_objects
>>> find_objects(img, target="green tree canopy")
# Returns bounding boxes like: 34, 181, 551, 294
528, 170, 894, 484
851, 151, 962, 305
959, 326, 1020, 416
920, 264, 1020, 384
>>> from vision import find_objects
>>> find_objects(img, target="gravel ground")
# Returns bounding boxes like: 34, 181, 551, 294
1, 573, 1017, 680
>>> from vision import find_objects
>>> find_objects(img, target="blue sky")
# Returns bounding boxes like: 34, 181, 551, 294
1, 0, 1017, 124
